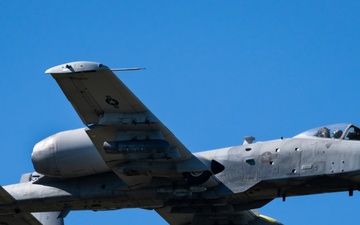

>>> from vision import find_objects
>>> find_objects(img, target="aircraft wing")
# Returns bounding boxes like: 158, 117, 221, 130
156, 206, 283, 225
46, 61, 282, 225
0, 186, 42, 225
46, 61, 220, 188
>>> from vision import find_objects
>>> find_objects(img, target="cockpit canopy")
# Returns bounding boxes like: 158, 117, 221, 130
294, 123, 360, 140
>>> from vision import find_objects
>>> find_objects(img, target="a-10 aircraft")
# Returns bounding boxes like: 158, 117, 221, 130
1, 61, 360, 225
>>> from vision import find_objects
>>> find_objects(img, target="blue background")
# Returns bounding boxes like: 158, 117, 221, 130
1, 1, 360, 224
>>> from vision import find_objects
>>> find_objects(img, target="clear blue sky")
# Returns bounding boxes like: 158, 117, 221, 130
1, 1, 360, 224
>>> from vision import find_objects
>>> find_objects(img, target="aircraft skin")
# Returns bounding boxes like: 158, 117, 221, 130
1, 61, 360, 225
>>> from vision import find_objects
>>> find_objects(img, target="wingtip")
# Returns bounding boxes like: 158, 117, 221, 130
45, 61, 108, 74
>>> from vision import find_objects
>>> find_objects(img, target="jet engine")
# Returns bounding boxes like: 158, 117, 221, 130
32, 128, 110, 177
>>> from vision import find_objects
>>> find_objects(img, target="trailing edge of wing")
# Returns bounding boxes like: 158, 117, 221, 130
155, 206, 283, 225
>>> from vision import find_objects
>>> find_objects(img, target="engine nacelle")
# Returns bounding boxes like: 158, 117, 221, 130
32, 128, 110, 177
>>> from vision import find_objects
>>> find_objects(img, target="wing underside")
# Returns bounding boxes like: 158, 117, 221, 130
46, 61, 281, 225
156, 206, 282, 225
0, 186, 42, 225
47, 61, 220, 188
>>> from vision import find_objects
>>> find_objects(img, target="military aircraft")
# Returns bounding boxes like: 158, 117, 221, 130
1, 61, 360, 225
